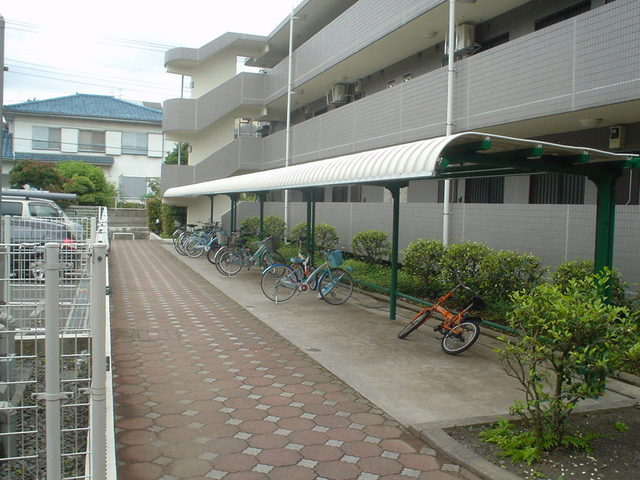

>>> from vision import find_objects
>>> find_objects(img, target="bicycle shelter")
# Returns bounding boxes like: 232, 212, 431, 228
164, 131, 640, 319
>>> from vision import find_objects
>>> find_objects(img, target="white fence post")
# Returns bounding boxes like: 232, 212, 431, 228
43, 243, 64, 480
89, 244, 107, 480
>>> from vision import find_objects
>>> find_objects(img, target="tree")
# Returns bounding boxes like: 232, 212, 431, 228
164, 143, 190, 165
485, 271, 638, 463
55, 161, 117, 206
9, 160, 65, 191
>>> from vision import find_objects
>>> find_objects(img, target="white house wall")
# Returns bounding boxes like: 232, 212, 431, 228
9, 115, 167, 187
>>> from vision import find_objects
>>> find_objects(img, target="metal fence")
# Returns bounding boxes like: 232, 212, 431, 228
0, 209, 110, 480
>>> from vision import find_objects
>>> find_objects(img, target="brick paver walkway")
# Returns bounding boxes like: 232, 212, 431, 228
110, 240, 463, 480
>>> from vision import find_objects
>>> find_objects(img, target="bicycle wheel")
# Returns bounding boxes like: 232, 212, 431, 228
441, 321, 480, 355
184, 237, 204, 257
213, 247, 230, 274
397, 311, 430, 339
218, 249, 244, 276
172, 228, 184, 247
261, 252, 288, 276
261, 265, 298, 303
206, 244, 222, 264
318, 268, 353, 305
175, 232, 189, 255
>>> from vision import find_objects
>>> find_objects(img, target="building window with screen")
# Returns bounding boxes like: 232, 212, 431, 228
122, 132, 149, 155
529, 173, 585, 204
464, 177, 505, 203
79, 130, 106, 153
32, 126, 61, 150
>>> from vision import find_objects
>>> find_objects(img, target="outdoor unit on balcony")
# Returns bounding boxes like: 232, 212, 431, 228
326, 83, 347, 105
444, 23, 481, 55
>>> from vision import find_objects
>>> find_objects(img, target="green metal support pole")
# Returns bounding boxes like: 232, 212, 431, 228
305, 190, 312, 255
258, 193, 266, 240
386, 185, 401, 320
590, 173, 619, 301
208, 195, 214, 223
310, 189, 317, 266
591, 174, 618, 273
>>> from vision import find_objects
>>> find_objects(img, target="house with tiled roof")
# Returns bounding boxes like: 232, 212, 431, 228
2, 94, 174, 201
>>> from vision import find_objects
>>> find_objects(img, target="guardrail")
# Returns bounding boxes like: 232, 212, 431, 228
0, 209, 111, 479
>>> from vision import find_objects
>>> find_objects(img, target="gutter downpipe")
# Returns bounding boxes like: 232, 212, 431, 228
443, 0, 456, 246
283, 7, 295, 242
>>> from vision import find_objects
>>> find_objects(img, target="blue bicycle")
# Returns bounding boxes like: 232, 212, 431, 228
260, 250, 353, 305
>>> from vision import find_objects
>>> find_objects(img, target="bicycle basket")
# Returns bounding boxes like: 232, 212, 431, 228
216, 231, 228, 246
326, 249, 343, 268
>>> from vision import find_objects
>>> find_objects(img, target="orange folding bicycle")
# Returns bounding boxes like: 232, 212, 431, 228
397, 284, 485, 355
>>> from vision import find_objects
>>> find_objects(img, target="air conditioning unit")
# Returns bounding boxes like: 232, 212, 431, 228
326, 83, 347, 105
352, 80, 363, 94
444, 23, 480, 55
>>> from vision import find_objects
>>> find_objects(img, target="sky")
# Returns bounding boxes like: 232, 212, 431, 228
1, 0, 301, 106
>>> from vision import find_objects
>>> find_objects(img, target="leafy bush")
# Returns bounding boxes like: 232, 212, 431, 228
479, 250, 546, 306
264, 215, 285, 239
344, 259, 423, 297
351, 230, 390, 264
288, 222, 339, 251
552, 259, 626, 306
160, 205, 186, 237
145, 197, 161, 233
240, 216, 260, 236
490, 271, 637, 462
315, 223, 339, 250
401, 239, 445, 297
440, 241, 491, 292
289, 222, 308, 248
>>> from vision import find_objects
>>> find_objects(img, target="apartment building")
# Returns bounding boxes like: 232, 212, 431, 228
161, 0, 640, 285
3, 94, 173, 200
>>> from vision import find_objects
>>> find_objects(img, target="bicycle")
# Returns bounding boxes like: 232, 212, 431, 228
183, 223, 224, 259
260, 249, 353, 305
217, 235, 286, 276
397, 284, 485, 355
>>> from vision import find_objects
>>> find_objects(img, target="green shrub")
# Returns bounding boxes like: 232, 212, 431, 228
145, 197, 161, 233
240, 216, 260, 236
552, 259, 627, 305
401, 239, 445, 297
441, 241, 491, 292
264, 215, 285, 239
491, 271, 637, 462
344, 259, 423, 298
351, 230, 390, 264
289, 222, 308, 248
288, 222, 339, 252
160, 205, 186, 237
479, 250, 546, 305
315, 223, 339, 250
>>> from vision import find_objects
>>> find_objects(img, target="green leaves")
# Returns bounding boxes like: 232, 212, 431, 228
492, 271, 639, 461
351, 230, 391, 264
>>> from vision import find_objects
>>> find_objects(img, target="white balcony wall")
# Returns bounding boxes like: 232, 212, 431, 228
190, 50, 238, 98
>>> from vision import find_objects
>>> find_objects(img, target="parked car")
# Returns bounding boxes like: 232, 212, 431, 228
0, 191, 83, 279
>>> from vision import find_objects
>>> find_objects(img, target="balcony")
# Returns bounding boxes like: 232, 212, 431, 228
163, 73, 267, 134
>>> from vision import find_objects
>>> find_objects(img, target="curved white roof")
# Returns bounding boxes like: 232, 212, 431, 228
164, 132, 637, 198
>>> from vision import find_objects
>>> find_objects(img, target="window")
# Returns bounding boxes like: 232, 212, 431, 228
0, 201, 23, 216
332, 186, 349, 202
529, 173, 585, 204
32, 126, 61, 150
79, 130, 106, 153
350, 186, 362, 203
29, 202, 63, 218
535, 1, 591, 31
122, 132, 148, 155
464, 177, 504, 203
